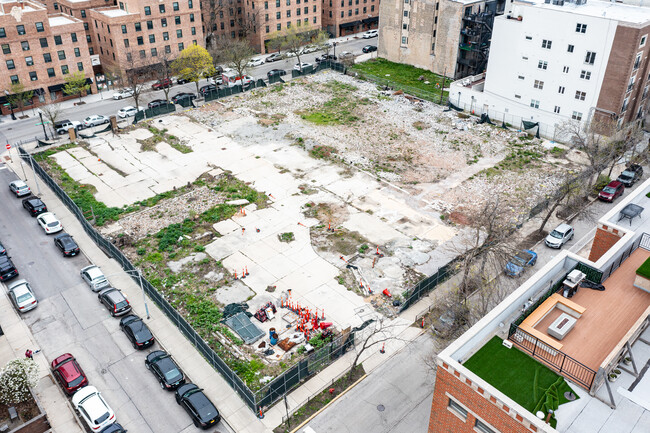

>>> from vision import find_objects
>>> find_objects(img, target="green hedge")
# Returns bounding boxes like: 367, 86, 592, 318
637, 257, 650, 279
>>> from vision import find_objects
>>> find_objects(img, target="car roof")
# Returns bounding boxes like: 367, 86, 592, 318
8, 279, 28, 291
606, 180, 623, 188
104, 289, 126, 301
55, 356, 83, 381
39, 212, 57, 221
83, 266, 104, 279
25, 197, 43, 204
555, 223, 572, 232
11, 180, 27, 186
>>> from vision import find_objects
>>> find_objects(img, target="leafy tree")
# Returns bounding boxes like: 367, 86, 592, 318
172, 45, 215, 95
0, 358, 39, 404
6, 82, 34, 114
63, 71, 90, 103
268, 26, 328, 71
218, 39, 255, 89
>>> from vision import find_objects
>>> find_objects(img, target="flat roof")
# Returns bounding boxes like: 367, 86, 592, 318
98, 8, 130, 17
48, 15, 75, 26
523, 0, 650, 24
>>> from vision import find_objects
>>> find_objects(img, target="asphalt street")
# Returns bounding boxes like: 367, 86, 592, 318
0, 166, 235, 433
0, 36, 375, 144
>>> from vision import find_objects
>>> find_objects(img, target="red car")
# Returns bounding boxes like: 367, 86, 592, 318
598, 180, 624, 202
51, 353, 88, 395
152, 78, 173, 90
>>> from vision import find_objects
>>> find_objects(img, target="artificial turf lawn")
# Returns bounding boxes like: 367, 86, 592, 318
464, 336, 577, 417
636, 256, 650, 279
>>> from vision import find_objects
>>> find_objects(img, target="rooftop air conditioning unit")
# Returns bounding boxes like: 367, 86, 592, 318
566, 269, 586, 285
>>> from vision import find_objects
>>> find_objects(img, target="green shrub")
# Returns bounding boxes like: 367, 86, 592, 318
637, 257, 650, 279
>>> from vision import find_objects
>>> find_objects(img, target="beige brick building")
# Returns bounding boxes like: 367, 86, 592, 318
321, 0, 379, 38
378, 0, 504, 78
250, 0, 322, 52
0, 0, 95, 115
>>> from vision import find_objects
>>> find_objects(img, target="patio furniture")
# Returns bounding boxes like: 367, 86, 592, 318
547, 313, 577, 340
618, 204, 644, 226
518, 294, 586, 351
8, 407, 17, 421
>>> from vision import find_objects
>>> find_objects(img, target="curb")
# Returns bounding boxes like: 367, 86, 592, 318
288, 373, 368, 433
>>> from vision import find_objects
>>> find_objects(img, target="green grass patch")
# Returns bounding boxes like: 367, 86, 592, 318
637, 257, 650, 279
464, 337, 577, 425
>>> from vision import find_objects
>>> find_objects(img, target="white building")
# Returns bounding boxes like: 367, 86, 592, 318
450, 0, 650, 138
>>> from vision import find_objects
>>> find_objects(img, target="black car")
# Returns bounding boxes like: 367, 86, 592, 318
145, 350, 186, 390
148, 99, 167, 109
171, 92, 196, 104
617, 164, 644, 187
175, 383, 221, 429
98, 288, 132, 317
0, 255, 18, 281
120, 314, 155, 349
176, 77, 190, 84
315, 53, 337, 62
267, 69, 287, 79
99, 423, 127, 433
362, 45, 377, 53
0, 241, 6, 255
199, 84, 217, 95
53, 233, 80, 257
22, 197, 47, 217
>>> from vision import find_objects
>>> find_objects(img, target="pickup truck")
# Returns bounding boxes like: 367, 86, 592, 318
54, 120, 82, 135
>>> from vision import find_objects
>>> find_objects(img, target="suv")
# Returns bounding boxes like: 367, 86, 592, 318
22, 197, 47, 217
0, 255, 18, 281
199, 84, 217, 96
617, 164, 644, 187
152, 78, 173, 90
147, 99, 167, 109
9, 180, 31, 197
315, 53, 337, 62
171, 93, 196, 104
175, 383, 221, 429
98, 288, 132, 317
545, 223, 574, 248
51, 353, 88, 395
54, 120, 82, 135
362, 29, 378, 39
72, 386, 116, 432
145, 350, 186, 390
598, 180, 625, 202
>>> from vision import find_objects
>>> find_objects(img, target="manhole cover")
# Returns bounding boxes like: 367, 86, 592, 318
377, 404, 385, 412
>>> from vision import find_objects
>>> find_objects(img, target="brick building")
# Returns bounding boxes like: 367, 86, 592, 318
0, 0, 95, 115
428, 176, 650, 433
249, 0, 322, 53
321, 0, 379, 38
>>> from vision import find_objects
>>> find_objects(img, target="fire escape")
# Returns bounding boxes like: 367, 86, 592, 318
455, 0, 504, 79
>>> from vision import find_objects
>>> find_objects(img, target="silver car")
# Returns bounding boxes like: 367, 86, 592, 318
9, 180, 31, 197
80, 265, 110, 291
7, 279, 38, 313
544, 223, 574, 248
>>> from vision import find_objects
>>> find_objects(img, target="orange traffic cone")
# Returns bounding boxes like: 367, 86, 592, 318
383, 288, 392, 297
233, 272, 238, 280
380, 343, 385, 354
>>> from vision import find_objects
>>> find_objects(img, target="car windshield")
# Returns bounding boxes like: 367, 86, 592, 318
619, 171, 633, 179
550, 230, 563, 239
47, 221, 59, 227
16, 293, 32, 303
163, 367, 182, 382
115, 300, 128, 309
69, 376, 85, 387
93, 411, 109, 425
603, 186, 616, 193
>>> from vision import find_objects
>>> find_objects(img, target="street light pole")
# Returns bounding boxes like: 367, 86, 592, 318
104, 268, 150, 319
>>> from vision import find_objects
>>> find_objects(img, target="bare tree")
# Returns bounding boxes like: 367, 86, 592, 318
268, 26, 328, 71
536, 169, 587, 234
218, 38, 255, 85
347, 318, 404, 381
605, 123, 644, 178
39, 103, 63, 137
151, 51, 175, 102
119, 50, 154, 109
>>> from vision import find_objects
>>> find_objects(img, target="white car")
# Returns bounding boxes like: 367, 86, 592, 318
72, 386, 116, 431
83, 115, 109, 127
362, 30, 378, 39
37, 212, 63, 234
294, 62, 313, 71
117, 106, 141, 118
7, 279, 38, 313
207, 75, 223, 85
544, 223, 574, 249
303, 45, 318, 54
80, 265, 110, 292
112, 88, 134, 100
247, 57, 265, 67
9, 180, 31, 197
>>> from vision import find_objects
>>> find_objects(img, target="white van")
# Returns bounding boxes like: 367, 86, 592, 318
222, 69, 254, 87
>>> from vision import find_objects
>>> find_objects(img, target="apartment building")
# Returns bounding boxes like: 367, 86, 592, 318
428, 176, 650, 433
200, 0, 244, 43
378, 0, 504, 78
57, 0, 112, 58
449, 0, 650, 138
88, 0, 203, 74
248, 0, 322, 52
0, 0, 95, 115
321, 0, 379, 38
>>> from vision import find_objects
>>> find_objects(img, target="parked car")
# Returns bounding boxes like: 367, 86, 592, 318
22, 197, 47, 217
315, 53, 337, 62
120, 314, 155, 349
303, 44, 319, 54
175, 383, 221, 429
99, 423, 127, 433
176, 77, 190, 84
54, 120, 82, 135
0, 255, 18, 281
362, 29, 378, 39
293, 62, 312, 71
267, 69, 287, 79
145, 350, 186, 390
339, 51, 354, 59
544, 223, 574, 249
117, 106, 142, 118
617, 164, 644, 187
37, 212, 63, 234
207, 75, 223, 86
432, 306, 468, 338
147, 99, 167, 109
7, 279, 37, 313
9, 180, 31, 197
80, 265, 110, 292
112, 88, 134, 100
83, 115, 109, 128
152, 78, 173, 90
0, 241, 6, 255
247, 57, 265, 67
265, 52, 282, 62
72, 386, 116, 432
171, 92, 196, 104
199, 84, 217, 95
598, 180, 625, 202
505, 249, 537, 277
362, 45, 377, 53
53, 233, 80, 257
98, 288, 132, 317
51, 353, 88, 395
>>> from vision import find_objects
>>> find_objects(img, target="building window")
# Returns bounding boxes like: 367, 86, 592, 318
530, 99, 540, 108
17, 25, 25, 35
175, 16, 181, 24
10, 75, 18, 84
562, 66, 569, 73
1, 44, 9, 54
163, 32, 169, 40
474, 419, 497, 433
189, 0, 193, 8
35, 22, 44, 32
558, 86, 565, 94
537, 60, 547, 70
643, 85, 649, 99
404, 10, 408, 17
87, 35, 91, 43
277, 23, 281, 30
525, 35, 532, 40
297, 7, 301, 15
136, 50, 144, 58
77, 62, 83, 71
84, 22, 89, 31
178, 42, 184, 51
634, 53, 642, 70
576, 23, 587, 33
554, 106, 560, 114
124, 39, 130, 47
137, 36, 144, 45
401, 36, 407, 44
47, 68, 55, 77
38, 37, 48, 49
144, 6, 151, 15
54, 35, 62, 45
162, 18, 168, 27
448, 399, 467, 420
151, 47, 158, 56
89, 47, 94, 55
534, 80, 544, 89
371, 5, 374, 11
74, 47, 81, 57
165, 45, 171, 53
121, 25, 127, 33
147, 21, 153, 30
575, 91, 586, 101
126, 52, 132, 61
61, 65, 69, 74
517, 75, 524, 80
135, 22, 142, 31
567, 44, 574, 53
21, 41, 30, 51
149, 34, 155, 43
585, 51, 596, 64
80, 9, 86, 17
572, 111, 583, 120
191, 27, 196, 35
0, 28, 5, 38
71, 33, 77, 42
580, 70, 591, 80
640, 35, 647, 48
177, 29, 183, 37
173, 1, 179, 10
119, 2, 124, 9
43, 53, 52, 62
24, 55, 34, 66
190, 13, 195, 22
6, 59, 15, 70
159, 4, 166, 12
276, 0, 280, 6
542, 39, 551, 49
58, 50, 66, 59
